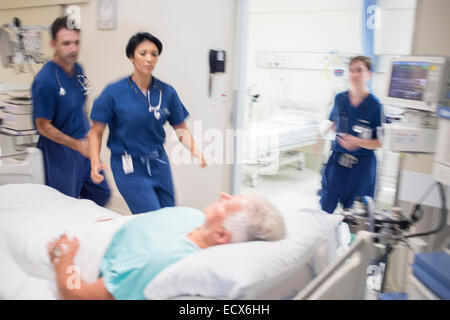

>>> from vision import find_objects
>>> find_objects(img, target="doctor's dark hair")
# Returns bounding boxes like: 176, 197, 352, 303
50, 16, 80, 40
349, 55, 372, 71
126, 32, 163, 58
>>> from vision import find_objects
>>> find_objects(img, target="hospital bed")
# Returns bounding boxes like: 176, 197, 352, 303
0, 183, 373, 300
242, 110, 320, 187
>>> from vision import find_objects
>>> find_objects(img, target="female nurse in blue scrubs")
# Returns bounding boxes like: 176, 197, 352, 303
320, 56, 384, 214
89, 32, 206, 214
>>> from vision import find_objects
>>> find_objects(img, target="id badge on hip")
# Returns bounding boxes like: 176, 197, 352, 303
122, 152, 134, 174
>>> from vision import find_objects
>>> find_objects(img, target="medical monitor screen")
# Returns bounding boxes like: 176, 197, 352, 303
388, 62, 429, 101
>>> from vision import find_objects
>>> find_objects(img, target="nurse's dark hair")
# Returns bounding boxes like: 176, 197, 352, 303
50, 16, 80, 40
349, 55, 372, 71
126, 32, 163, 58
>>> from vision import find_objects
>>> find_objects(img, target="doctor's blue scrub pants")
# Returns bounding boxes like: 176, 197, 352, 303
320, 151, 377, 214
38, 137, 111, 207
110, 150, 175, 214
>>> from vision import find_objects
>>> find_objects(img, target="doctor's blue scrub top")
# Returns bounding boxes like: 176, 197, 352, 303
99, 206, 204, 300
32, 61, 89, 139
90, 76, 189, 158
31, 61, 111, 206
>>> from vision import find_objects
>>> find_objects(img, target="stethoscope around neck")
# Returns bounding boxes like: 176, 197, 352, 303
55, 66, 91, 96
129, 76, 162, 120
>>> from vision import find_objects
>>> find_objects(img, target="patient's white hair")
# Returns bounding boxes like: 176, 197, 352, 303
222, 194, 286, 243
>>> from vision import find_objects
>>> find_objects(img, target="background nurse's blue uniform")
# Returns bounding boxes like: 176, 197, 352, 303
320, 91, 382, 214
90, 76, 189, 214
32, 61, 110, 206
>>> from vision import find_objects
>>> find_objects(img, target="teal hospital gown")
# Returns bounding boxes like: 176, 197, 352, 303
99, 207, 204, 300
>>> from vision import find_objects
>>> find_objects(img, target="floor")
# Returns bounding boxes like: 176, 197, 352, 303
239, 154, 398, 216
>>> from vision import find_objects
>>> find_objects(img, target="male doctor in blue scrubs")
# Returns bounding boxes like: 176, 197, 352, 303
32, 16, 110, 206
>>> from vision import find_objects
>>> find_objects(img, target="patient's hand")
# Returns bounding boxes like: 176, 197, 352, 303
47, 235, 114, 300
47, 234, 79, 269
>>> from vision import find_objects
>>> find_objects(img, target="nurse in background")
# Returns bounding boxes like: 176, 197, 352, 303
320, 55, 384, 214
89, 32, 206, 214
32, 16, 110, 206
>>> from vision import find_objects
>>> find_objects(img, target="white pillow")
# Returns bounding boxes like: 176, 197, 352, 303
144, 209, 343, 300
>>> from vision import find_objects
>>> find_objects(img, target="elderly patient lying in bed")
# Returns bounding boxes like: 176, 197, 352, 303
47, 192, 286, 300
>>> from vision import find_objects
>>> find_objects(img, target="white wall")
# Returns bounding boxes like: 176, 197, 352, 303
375, 0, 416, 55
412, 0, 450, 56
246, 0, 361, 121
0, 0, 236, 213
245, 0, 417, 122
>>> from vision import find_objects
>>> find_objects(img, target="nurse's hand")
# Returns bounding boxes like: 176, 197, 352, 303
194, 151, 207, 168
337, 134, 361, 151
199, 153, 207, 168
91, 162, 108, 184
74, 138, 90, 159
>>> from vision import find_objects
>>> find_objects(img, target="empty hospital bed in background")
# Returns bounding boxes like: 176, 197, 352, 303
0, 183, 373, 300
242, 110, 320, 187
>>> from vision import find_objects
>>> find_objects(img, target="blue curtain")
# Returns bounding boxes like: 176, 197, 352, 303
362, 0, 378, 89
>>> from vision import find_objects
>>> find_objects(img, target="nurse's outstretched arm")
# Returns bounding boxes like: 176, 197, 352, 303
89, 121, 109, 184
173, 121, 207, 168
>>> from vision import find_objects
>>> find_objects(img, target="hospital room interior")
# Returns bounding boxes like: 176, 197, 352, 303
0, 0, 449, 301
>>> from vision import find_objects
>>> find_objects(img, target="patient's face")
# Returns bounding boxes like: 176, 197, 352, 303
203, 193, 245, 229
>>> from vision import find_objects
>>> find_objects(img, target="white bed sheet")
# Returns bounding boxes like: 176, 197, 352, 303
0, 183, 133, 299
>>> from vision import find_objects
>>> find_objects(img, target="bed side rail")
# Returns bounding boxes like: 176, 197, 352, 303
294, 231, 374, 300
